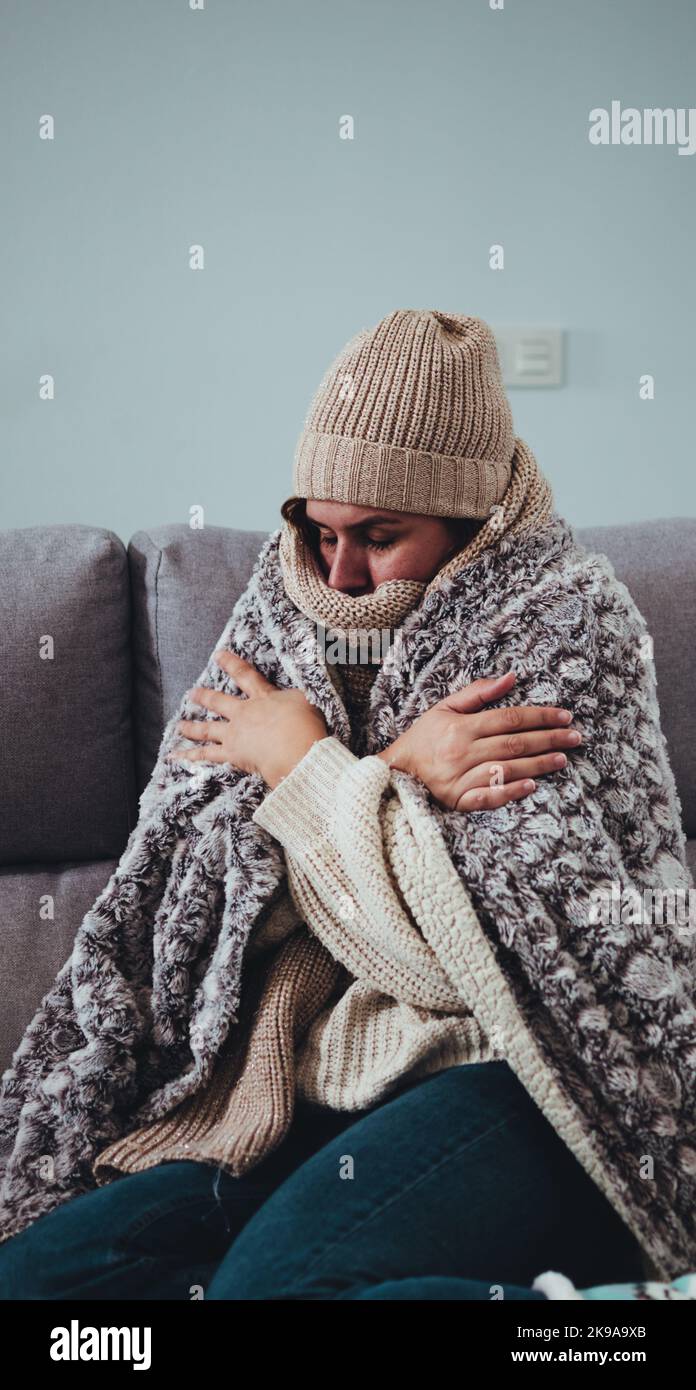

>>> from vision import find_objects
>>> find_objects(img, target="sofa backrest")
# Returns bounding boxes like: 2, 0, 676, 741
577, 517, 695, 836
0, 525, 137, 866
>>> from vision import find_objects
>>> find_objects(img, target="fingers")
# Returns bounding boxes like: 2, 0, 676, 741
443, 679, 576, 751
187, 650, 272, 716
471, 725, 582, 764
448, 748, 573, 811
172, 719, 223, 744
454, 779, 537, 813
464, 750, 568, 790
212, 648, 272, 697
444, 670, 517, 714
468, 702, 575, 738
166, 742, 226, 763
187, 686, 243, 720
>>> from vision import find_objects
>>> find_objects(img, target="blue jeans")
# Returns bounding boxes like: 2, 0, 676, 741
0, 1061, 644, 1300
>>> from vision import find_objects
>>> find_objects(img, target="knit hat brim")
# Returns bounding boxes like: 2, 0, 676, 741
293, 429, 513, 519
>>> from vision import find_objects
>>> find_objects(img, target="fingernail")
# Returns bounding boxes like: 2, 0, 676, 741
553, 753, 567, 767
568, 730, 582, 744
523, 780, 536, 791
559, 710, 573, 723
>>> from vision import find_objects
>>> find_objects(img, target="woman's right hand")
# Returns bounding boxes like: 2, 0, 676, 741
375, 670, 582, 812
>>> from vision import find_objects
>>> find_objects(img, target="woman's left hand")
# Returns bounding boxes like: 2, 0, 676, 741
166, 649, 329, 789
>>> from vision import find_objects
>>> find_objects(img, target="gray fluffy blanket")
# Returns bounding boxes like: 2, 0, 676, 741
1, 514, 695, 1280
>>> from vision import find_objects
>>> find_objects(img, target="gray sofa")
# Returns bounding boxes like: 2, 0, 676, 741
1, 517, 695, 1077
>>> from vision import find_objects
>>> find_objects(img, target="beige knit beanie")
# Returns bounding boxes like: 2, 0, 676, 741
292, 309, 516, 520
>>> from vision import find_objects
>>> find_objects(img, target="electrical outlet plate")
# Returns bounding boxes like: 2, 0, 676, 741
492, 326, 564, 387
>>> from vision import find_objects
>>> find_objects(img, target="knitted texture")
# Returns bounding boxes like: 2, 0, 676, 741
93, 927, 344, 1181
293, 310, 521, 519
257, 736, 494, 1105
1, 516, 695, 1285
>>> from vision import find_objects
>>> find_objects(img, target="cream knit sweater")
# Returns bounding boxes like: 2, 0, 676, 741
251, 734, 493, 1110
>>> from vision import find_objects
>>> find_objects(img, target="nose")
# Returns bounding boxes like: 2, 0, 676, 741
325, 541, 374, 596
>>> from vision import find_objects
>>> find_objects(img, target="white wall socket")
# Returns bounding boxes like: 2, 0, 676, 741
492, 326, 564, 387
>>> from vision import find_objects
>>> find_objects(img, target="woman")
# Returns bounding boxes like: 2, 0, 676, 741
0, 311, 685, 1300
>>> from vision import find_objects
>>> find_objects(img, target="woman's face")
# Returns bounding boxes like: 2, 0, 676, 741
304, 499, 477, 596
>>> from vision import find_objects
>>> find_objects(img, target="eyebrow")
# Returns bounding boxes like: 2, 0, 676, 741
309, 513, 403, 532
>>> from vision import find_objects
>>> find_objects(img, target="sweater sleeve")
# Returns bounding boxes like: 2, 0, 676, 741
250, 736, 464, 1012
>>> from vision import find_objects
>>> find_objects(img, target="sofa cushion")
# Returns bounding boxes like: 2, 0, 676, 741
0, 526, 137, 864
128, 524, 270, 795
577, 517, 696, 837
0, 859, 119, 1075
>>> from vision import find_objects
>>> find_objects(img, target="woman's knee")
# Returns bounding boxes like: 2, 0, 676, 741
0, 1192, 117, 1299
0, 1161, 211, 1299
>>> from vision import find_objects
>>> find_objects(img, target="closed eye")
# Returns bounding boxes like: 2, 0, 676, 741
319, 535, 396, 551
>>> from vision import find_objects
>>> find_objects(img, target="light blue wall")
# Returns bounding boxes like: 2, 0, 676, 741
2, 0, 694, 542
